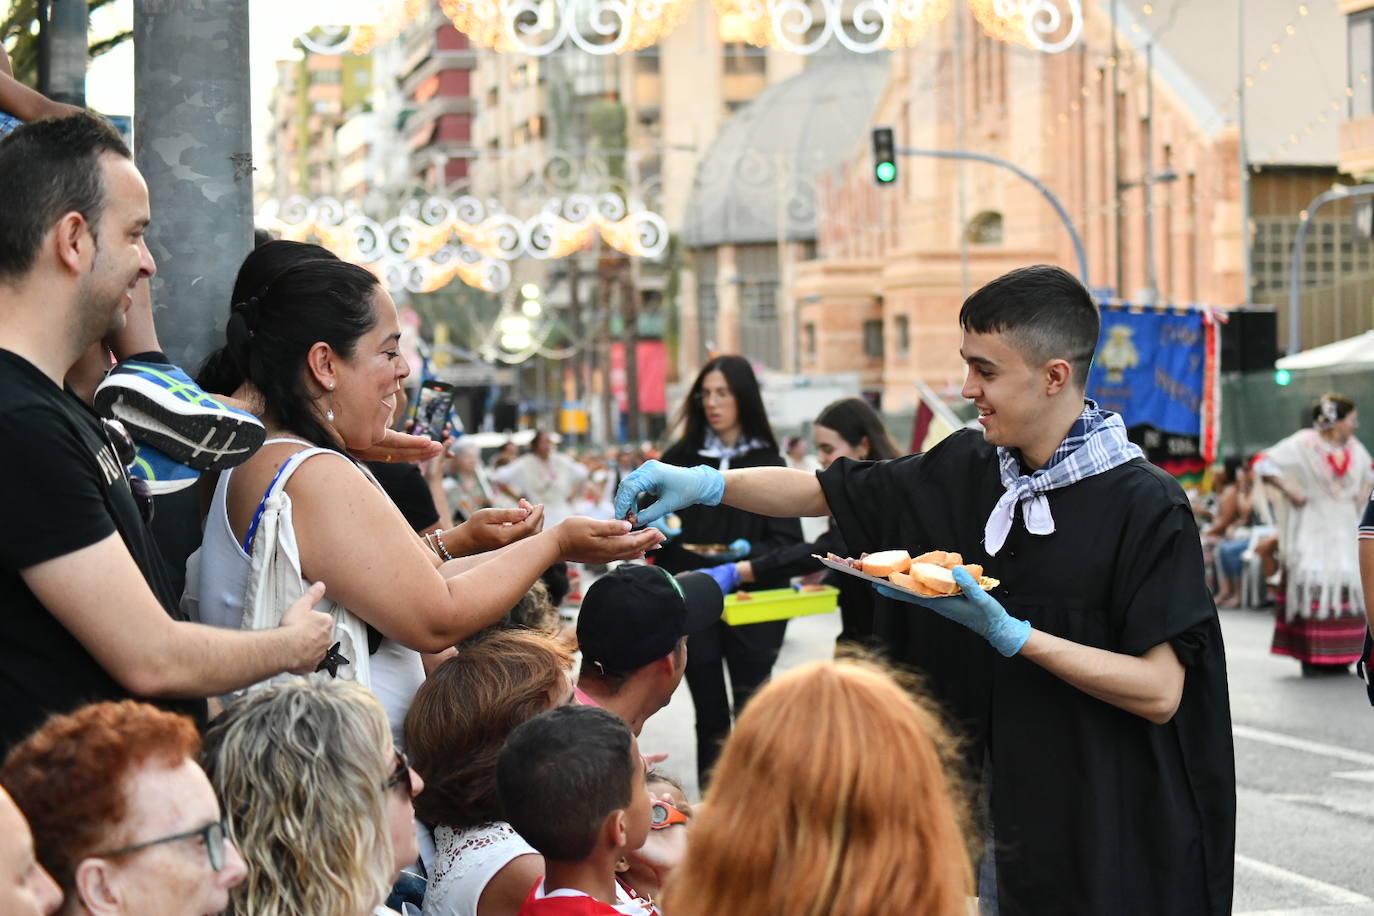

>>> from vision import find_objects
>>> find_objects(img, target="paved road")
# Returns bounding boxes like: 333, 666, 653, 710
635, 602, 1374, 914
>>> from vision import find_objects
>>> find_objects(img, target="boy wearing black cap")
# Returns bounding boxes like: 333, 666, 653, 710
498, 705, 656, 915
575, 565, 723, 735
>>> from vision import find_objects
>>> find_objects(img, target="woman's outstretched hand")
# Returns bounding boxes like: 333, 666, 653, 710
350, 429, 445, 464
554, 517, 666, 564
449, 500, 546, 555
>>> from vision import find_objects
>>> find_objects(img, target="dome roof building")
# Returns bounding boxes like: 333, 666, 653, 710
679, 52, 890, 371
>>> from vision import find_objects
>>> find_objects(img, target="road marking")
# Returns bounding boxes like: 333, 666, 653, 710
1331, 771, 1374, 784
1238, 907, 1374, 915
1235, 855, 1373, 906
1233, 725, 1374, 768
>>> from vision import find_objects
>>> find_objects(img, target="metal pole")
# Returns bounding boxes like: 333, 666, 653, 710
955, 6, 970, 297
1286, 185, 1374, 354
1144, 42, 1157, 303
40, 0, 88, 105
1111, 0, 1122, 296
1238, 0, 1251, 306
899, 146, 1089, 287
134, 0, 254, 371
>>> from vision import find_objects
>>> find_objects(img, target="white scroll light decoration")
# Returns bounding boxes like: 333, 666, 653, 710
256, 193, 668, 295
440, 0, 695, 55
301, 0, 1080, 57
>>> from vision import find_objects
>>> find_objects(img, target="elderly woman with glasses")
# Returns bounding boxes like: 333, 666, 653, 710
1, 700, 247, 916
201, 677, 423, 916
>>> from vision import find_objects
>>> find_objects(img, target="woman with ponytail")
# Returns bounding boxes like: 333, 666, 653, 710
191, 242, 662, 741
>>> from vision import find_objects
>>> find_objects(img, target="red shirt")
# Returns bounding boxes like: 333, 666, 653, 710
518, 880, 655, 916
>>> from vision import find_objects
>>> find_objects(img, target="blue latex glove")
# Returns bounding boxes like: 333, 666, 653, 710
701, 562, 741, 594
613, 460, 725, 524
874, 566, 1030, 657
718, 538, 751, 562
647, 516, 681, 542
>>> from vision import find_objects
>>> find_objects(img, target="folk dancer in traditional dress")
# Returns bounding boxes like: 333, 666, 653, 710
1256, 394, 1374, 675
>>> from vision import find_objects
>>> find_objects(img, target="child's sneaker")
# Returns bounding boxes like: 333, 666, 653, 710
128, 441, 200, 495
94, 360, 264, 471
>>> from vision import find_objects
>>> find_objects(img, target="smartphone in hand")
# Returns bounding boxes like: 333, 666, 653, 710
412, 380, 457, 442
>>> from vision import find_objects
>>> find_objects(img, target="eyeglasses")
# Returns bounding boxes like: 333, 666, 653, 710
692, 389, 734, 405
649, 800, 688, 830
385, 748, 413, 795
91, 819, 229, 871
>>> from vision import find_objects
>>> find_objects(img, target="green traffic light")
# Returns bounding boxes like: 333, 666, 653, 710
1274, 369, 1292, 386
875, 161, 897, 183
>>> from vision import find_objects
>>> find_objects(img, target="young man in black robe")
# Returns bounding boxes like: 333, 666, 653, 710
614, 265, 1236, 915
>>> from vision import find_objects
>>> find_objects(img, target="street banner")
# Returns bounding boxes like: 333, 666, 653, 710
1086, 304, 1220, 479
610, 340, 668, 416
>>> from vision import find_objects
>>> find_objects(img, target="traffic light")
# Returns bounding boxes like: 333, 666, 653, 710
872, 126, 897, 186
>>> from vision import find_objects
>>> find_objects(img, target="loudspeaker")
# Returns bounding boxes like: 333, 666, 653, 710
492, 401, 518, 432
1220, 309, 1277, 373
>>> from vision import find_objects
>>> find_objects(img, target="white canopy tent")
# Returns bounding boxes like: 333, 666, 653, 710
1273, 330, 1374, 372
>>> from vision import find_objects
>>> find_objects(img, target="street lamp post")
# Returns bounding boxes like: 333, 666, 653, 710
38, 0, 87, 106
1287, 184, 1374, 354
897, 145, 1089, 288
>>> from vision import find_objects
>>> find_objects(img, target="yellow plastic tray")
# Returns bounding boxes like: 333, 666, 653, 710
722, 585, 839, 626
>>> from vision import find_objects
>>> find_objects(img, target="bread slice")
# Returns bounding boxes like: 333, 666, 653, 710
862, 549, 912, 578
913, 550, 964, 568
887, 569, 917, 591
910, 563, 961, 596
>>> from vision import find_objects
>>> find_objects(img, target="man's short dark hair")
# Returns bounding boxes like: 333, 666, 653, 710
958, 264, 1100, 388
496, 706, 636, 862
0, 112, 132, 281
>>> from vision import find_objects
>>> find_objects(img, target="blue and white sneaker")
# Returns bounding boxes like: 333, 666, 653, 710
128, 441, 200, 496
94, 360, 265, 472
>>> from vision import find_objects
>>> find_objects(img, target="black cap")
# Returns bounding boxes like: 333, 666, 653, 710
577, 564, 724, 675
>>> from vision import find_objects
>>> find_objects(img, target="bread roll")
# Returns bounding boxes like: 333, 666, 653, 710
862, 549, 912, 578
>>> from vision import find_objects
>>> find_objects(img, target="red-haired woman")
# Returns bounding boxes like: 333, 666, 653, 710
661, 659, 973, 916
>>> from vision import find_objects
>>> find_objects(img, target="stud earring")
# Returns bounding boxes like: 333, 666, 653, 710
326, 409, 335, 422
328, 381, 335, 390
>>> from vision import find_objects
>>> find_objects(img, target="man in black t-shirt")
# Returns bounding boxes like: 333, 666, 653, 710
0, 113, 335, 754
615, 266, 1236, 915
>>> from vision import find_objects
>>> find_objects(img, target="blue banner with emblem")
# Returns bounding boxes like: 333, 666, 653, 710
1087, 307, 1208, 437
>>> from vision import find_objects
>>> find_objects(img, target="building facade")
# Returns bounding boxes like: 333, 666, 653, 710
776, 1, 1355, 411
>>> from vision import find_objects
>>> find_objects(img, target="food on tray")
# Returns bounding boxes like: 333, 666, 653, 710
797, 583, 830, 593
860, 549, 911, 578
682, 543, 730, 555
819, 549, 998, 597
732, 591, 752, 601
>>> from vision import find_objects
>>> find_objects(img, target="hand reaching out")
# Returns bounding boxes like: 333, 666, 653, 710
554, 517, 665, 564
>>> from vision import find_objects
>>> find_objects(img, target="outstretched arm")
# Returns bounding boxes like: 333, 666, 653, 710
614, 459, 830, 523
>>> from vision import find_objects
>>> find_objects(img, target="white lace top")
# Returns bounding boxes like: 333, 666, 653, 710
422, 822, 537, 916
